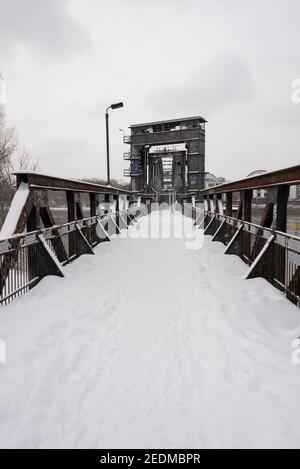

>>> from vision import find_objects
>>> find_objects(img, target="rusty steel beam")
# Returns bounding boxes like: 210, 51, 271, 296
200, 164, 300, 195
14, 172, 132, 195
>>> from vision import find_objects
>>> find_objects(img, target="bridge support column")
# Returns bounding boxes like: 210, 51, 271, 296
75, 193, 85, 220
89, 193, 97, 245
114, 195, 121, 234
203, 196, 209, 229
226, 193, 233, 217
203, 196, 209, 212
276, 185, 289, 232
242, 189, 252, 222
67, 191, 76, 258
204, 196, 220, 235
103, 194, 110, 234
90, 193, 96, 217
27, 205, 40, 287
216, 194, 224, 215
126, 197, 135, 225
208, 195, 215, 213
236, 193, 243, 220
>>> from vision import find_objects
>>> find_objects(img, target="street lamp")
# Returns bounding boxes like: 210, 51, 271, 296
105, 102, 124, 185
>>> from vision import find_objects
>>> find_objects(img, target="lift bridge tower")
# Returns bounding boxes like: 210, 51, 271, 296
123, 116, 206, 203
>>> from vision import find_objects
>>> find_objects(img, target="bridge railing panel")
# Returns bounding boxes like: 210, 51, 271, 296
0, 206, 148, 306
0, 232, 42, 305
194, 207, 300, 308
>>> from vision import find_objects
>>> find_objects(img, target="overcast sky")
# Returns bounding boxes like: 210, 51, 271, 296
0, 0, 300, 181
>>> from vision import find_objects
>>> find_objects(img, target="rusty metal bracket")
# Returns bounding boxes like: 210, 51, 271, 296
224, 223, 244, 256
37, 234, 65, 278
75, 224, 94, 256
245, 234, 276, 281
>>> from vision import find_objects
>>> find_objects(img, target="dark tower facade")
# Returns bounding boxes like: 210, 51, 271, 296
123, 116, 206, 202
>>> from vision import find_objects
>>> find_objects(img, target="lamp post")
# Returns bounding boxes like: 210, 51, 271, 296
105, 102, 124, 185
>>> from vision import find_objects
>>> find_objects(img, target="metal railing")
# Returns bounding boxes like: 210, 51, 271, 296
193, 208, 300, 307
0, 207, 146, 306
123, 152, 140, 161
123, 169, 142, 177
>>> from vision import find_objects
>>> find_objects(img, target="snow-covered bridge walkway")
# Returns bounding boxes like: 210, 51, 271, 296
1, 211, 300, 448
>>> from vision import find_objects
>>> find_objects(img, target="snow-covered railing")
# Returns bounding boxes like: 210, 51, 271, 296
193, 207, 300, 307
0, 206, 147, 306
0, 170, 159, 306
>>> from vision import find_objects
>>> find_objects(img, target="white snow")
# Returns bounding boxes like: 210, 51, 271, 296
0, 182, 30, 240
1, 210, 300, 448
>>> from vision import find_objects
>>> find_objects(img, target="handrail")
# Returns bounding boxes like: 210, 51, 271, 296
0, 205, 147, 306
199, 164, 300, 194
194, 208, 300, 242
14, 171, 132, 195
192, 207, 300, 307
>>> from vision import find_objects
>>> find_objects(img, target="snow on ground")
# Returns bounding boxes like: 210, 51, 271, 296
1, 210, 300, 448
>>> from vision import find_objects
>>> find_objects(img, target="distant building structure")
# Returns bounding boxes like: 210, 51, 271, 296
204, 172, 226, 189
123, 116, 207, 203
247, 170, 268, 204
247, 169, 300, 204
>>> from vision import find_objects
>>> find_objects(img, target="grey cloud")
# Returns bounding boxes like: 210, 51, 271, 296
0, 0, 89, 57
147, 52, 255, 118
34, 137, 89, 160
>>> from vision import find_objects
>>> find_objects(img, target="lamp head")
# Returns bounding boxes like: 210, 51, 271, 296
110, 102, 124, 109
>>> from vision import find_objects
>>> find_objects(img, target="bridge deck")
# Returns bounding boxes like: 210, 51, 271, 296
1, 211, 300, 448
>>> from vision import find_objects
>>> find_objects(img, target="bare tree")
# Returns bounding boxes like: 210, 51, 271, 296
0, 111, 39, 227
14, 147, 40, 172
0, 112, 17, 225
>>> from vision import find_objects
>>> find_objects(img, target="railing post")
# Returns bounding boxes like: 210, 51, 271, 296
226, 192, 232, 217
90, 193, 96, 217
67, 191, 76, 258
209, 195, 215, 213
236, 192, 243, 219
27, 205, 39, 286
203, 196, 209, 212
242, 189, 252, 222
27, 205, 38, 232
75, 193, 84, 220
275, 185, 290, 291
89, 193, 97, 245
104, 193, 110, 212
216, 194, 224, 215
276, 185, 289, 232
114, 195, 121, 234
203, 196, 209, 229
